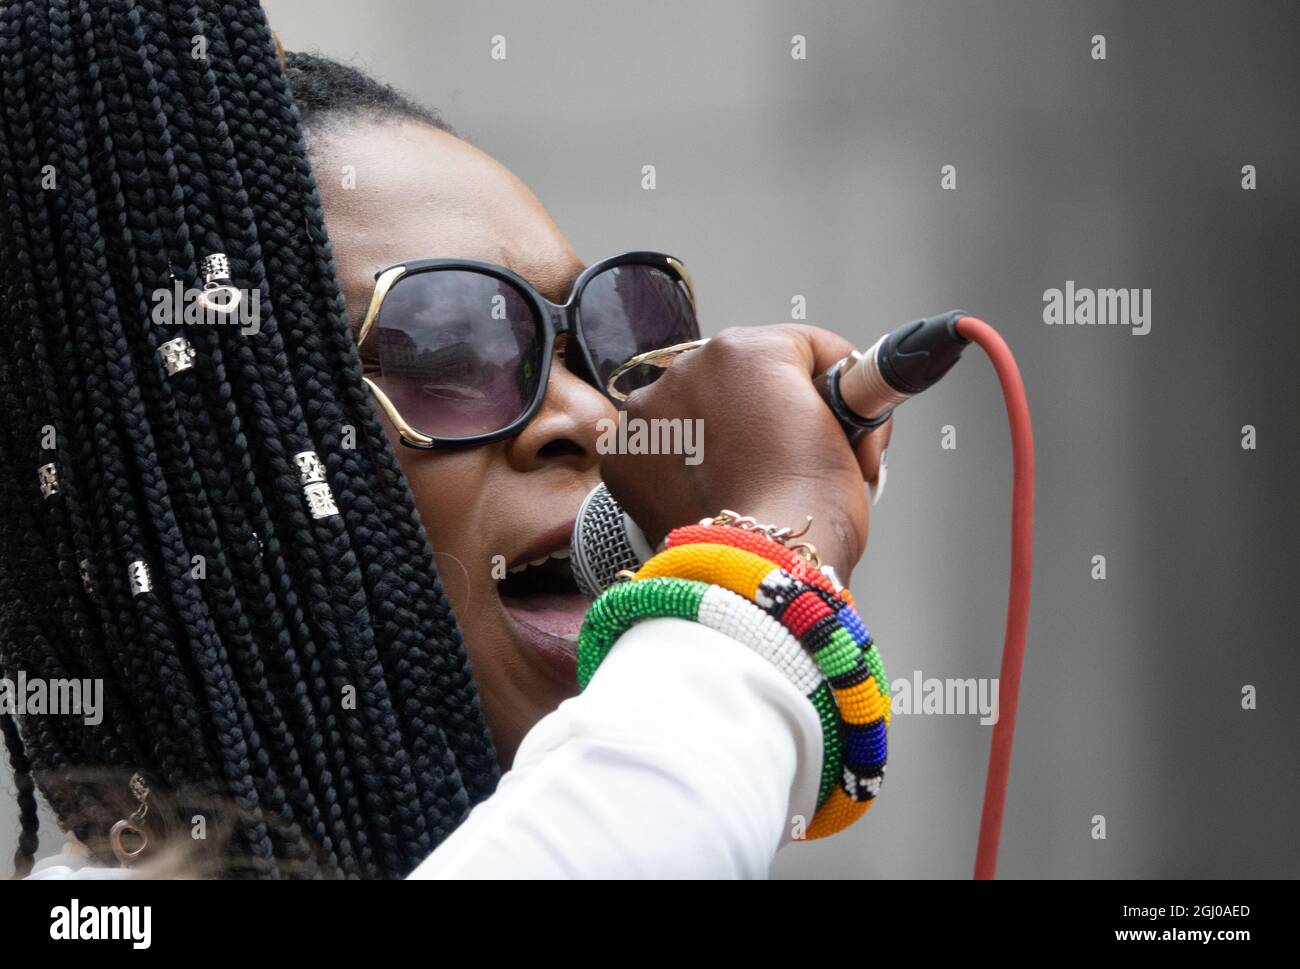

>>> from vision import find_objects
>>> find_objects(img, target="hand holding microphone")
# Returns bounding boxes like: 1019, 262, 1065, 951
576, 312, 973, 597
596, 323, 893, 588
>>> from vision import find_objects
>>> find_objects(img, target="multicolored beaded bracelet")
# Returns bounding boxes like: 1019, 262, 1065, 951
632, 539, 889, 837
576, 516, 891, 840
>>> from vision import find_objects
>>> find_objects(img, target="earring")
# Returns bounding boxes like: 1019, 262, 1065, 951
109, 772, 151, 866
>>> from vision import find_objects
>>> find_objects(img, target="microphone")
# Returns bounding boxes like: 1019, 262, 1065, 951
570, 482, 657, 600
813, 309, 970, 441
571, 310, 972, 598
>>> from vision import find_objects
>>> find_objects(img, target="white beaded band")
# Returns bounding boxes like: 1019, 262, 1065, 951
695, 583, 824, 697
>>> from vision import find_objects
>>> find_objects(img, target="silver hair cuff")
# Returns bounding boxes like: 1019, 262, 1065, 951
199, 252, 232, 282
127, 560, 152, 596
199, 252, 241, 316
37, 462, 60, 499
157, 336, 196, 375
294, 451, 339, 520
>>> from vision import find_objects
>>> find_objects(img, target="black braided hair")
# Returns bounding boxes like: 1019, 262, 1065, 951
0, 0, 498, 879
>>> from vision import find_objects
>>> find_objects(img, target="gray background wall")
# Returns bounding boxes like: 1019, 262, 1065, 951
7, 0, 1297, 877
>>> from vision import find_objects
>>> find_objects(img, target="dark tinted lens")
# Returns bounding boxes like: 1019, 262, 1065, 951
578, 263, 699, 395
373, 269, 542, 440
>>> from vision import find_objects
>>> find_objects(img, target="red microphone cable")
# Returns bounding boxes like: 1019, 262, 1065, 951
952, 316, 1035, 880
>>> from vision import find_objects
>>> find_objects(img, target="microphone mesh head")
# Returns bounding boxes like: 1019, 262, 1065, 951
571, 483, 648, 599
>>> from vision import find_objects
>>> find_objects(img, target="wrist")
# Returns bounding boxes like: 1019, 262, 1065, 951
740, 500, 861, 586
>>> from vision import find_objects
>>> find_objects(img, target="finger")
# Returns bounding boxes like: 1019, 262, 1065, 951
853, 415, 893, 486
772, 323, 859, 378
773, 324, 892, 485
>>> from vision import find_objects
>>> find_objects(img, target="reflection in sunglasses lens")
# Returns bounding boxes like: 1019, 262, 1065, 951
374, 269, 543, 440
579, 264, 699, 394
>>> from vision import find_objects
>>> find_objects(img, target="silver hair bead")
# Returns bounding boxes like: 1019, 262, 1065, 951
127, 560, 152, 596
303, 482, 340, 520
198, 252, 241, 317
157, 336, 197, 375
37, 462, 60, 499
199, 252, 232, 283
78, 559, 93, 594
294, 451, 338, 519
294, 450, 327, 484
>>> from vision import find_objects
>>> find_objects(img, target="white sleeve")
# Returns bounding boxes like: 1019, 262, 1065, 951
408, 616, 824, 879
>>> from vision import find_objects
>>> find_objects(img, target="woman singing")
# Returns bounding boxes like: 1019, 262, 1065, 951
0, 1, 889, 879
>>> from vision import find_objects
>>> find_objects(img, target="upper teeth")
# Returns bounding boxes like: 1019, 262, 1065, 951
506, 548, 570, 574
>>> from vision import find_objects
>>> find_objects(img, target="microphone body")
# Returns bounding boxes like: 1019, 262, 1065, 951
571, 310, 972, 598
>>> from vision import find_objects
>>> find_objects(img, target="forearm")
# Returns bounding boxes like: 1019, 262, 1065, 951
408, 617, 823, 879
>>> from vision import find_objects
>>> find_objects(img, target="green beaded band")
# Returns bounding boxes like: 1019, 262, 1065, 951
808, 681, 842, 806
577, 577, 706, 690
577, 575, 843, 807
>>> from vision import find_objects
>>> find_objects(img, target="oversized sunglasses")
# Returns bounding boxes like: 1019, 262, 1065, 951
355, 251, 700, 448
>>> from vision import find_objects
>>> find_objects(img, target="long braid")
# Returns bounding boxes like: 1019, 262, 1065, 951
192, 3, 452, 863
49, 0, 276, 874
0, 0, 498, 878
210, 11, 476, 835
269, 60, 492, 806
143, 0, 367, 875
0, 713, 39, 877
167, 8, 419, 875
2, 5, 153, 772
273, 46, 498, 810
0, 0, 153, 852
83, 0, 313, 875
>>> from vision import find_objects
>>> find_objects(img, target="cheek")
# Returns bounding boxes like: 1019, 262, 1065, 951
382, 426, 496, 602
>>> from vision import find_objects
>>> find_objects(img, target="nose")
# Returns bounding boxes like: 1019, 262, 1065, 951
503, 343, 616, 473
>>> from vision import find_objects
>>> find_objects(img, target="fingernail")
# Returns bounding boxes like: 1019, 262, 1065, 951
870, 448, 888, 506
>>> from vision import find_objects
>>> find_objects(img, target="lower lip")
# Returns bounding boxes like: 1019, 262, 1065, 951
499, 593, 589, 689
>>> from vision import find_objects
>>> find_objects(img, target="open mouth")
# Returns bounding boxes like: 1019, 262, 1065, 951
498, 544, 590, 657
